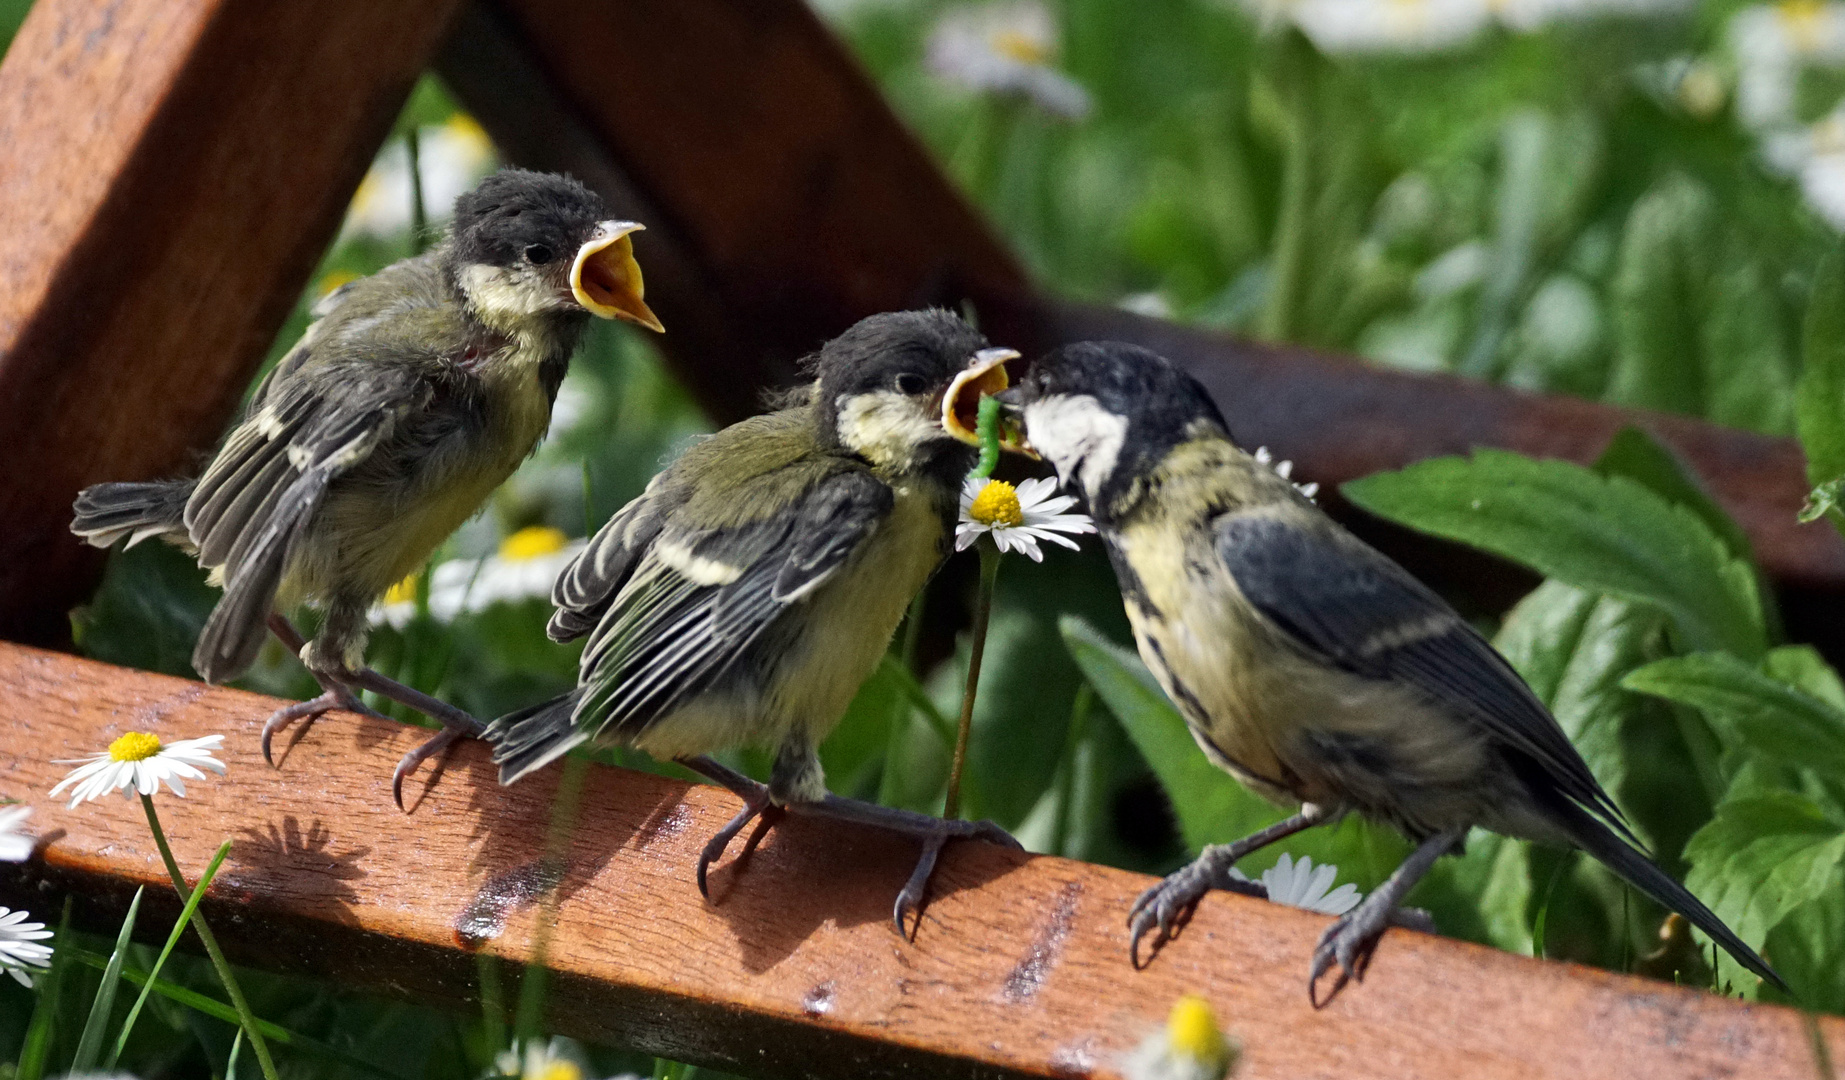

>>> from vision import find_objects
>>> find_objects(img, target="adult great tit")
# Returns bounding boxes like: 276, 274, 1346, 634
71, 169, 662, 805
483, 309, 1021, 932
996, 341, 1780, 998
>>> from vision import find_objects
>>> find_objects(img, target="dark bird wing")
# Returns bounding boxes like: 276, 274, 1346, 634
1215, 511, 1634, 841
570, 467, 894, 742
184, 353, 432, 682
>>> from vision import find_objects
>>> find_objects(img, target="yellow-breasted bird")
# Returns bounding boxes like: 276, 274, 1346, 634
71, 169, 661, 805
996, 341, 1781, 998
483, 309, 1021, 931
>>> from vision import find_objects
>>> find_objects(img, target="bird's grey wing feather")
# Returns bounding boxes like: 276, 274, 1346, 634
574, 469, 893, 741
547, 477, 676, 643
187, 358, 433, 681
1215, 512, 1634, 839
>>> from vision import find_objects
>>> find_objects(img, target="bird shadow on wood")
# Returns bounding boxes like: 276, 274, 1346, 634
702, 809, 1030, 974
223, 815, 370, 926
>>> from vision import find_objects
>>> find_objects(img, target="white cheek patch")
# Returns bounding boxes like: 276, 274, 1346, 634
835, 391, 940, 470
1022, 394, 1126, 499
458, 262, 562, 324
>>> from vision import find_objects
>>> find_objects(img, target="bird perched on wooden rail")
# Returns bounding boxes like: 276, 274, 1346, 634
483, 309, 1022, 934
71, 168, 662, 807
993, 341, 1781, 1000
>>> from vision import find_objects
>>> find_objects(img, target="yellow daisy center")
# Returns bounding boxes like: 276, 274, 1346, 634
500, 525, 569, 562
990, 29, 1050, 65
1167, 994, 1228, 1064
108, 731, 162, 762
1779, 0, 1827, 48
316, 269, 358, 297
968, 480, 1025, 528
383, 574, 420, 606
533, 1063, 581, 1080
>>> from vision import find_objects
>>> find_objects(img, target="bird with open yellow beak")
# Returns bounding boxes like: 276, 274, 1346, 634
73, 168, 661, 806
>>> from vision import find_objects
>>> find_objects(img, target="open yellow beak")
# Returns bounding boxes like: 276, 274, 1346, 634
571, 221, 663, 332
942, 347, 1036, 457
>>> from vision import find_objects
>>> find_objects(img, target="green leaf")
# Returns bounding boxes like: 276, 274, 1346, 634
1343, 448, 1766, 658
1623, 652, 1845, 779
110, 839, 234, 1069
1683, 791, 1845, 995
1606, 173, 1715, 417
1800, 477, 1845, 525
1059, 615, 1277, 855
71, 885, 143, 1072
1593, 427, 1752, 562
1798, 241, 1845, 489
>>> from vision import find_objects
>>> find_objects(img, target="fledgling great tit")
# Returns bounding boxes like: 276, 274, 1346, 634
71, 168, 662, 805
483, 309, 1021, 932
995, 341, 1781, 998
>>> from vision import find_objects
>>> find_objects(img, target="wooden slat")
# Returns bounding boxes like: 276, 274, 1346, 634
0, 0, 461, 646
0, 642, 1837, 1080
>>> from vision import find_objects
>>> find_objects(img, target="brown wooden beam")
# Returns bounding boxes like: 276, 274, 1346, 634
0, 643, 1838, 1079
0, 0, 462, 647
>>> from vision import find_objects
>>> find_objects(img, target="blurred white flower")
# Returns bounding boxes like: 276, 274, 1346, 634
1120, 994, 1237, 1080
1496, 0, 1686, 31
491, 1036, 641, 1080
0, 906, 54, 988
1118, 291, 1174, 319
1285, 0, 1493, 54
1731, 1, 1845, 130
49, 734, 226, 808
375, 526, 585, 628
0, 805, 31, 862
927, 1, 1093, 118
1261, 852, 1363, 915
957, 477, 1095, 561
344, 114, 497, 239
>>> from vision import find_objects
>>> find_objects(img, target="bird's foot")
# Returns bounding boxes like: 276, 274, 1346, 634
261, 683, 387, 766
1127, 847, 1268, 966
339, 667, 485, 810
797, 796, 1020, 940
695, 780, 784, 898
1309, 897, 1394, 1005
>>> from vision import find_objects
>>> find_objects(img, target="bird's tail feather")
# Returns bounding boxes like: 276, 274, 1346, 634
484, 690, 588, 785
191, 470, 330, 684
70, 481, 193, 551
1554, 796, 1786, 991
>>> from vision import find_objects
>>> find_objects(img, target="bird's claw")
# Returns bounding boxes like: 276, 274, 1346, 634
893, 832, 948, 939
1126, 861, 1218, 966
260, 687, 385, 765
696, 794, 782, 898
1308, 907, 1386, 1007
392, 726, 469, 811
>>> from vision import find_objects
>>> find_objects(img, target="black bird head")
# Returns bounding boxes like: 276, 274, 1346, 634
448, 169, 662, 332
996, 341, 1229, 511
810, 309, 1019, 479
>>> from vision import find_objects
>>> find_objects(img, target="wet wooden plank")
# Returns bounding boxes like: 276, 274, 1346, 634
0, 642, 1837, 1080
0, 0, 461, 646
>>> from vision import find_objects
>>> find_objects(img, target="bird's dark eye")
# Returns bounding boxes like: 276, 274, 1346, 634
894, 373, 927, 395
524, 244, 555, 264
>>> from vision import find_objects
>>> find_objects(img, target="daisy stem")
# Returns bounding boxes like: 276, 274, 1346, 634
943, 538, 1001, 820
140, 794, 280, 1080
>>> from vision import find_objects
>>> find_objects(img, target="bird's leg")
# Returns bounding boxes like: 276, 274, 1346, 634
1308, 827, 1460, 1005
675, 755, 784, 897
263, 613, 484, 809
260, 614, 388, 765
1128, 804, 1331, 964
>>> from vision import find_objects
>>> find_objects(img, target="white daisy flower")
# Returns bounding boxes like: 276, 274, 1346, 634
1120, 994, 1237, 1080
0, 805, 31, 862
956, 477, 1095, 562
0, 906, 54, 988
1260, 852, 1363, 915
1251, 446, 1320, 500
1730, 1, 1845, 131
374, 526, 586, 628
1283, 0, 1494, 55
491, 1037, 641, 1080
926, 1, 1093, 119
48, 733, 226, 808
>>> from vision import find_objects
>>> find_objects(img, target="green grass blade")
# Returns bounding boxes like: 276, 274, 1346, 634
109, 838, 233, 1068
14, 897, 73, 1080
71, 885, 144, 1072
68, 947, 412, 1080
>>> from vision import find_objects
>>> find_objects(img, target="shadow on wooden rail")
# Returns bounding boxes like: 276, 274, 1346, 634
0, 642, 1838, 1080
